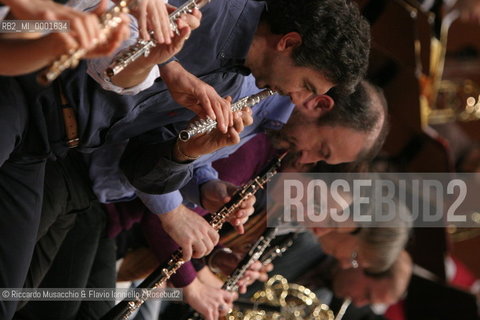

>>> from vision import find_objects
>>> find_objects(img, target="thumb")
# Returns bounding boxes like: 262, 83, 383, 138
171, 24, 191, 52
182, 244, 192, 261
234, 223, 244, 234
225, 184, 239, 200
222, 290, 234, 304
217, 183, 232, 203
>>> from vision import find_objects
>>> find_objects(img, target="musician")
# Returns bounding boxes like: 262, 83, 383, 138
290, 251, 412, 319
0, 2, 199, 319
88, 78, 385, 320
6, 0, 368, 315
332, 251, 413, 308
88, 0, 371, 134
12, 0, 371, 297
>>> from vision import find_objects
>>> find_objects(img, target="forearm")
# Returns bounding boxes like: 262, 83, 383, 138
108, 17, 182, 88
1, 0, 28, 8
0, 36, 62, 75
158, 59, 184, 85
141, 210, 197, 287
109, 54, 158, 88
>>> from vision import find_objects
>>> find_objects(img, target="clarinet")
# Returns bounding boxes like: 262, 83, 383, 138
37, 0, 132, 85
101, 153, 286, 320
104, 0, 211, 78
179, 89, 277, 142
187, 232, 297, 320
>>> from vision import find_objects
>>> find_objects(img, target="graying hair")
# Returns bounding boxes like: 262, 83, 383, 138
357, 198, 412, 274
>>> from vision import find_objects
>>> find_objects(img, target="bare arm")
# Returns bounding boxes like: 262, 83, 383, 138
0, 34, 71, 76
0, 0, 129, 76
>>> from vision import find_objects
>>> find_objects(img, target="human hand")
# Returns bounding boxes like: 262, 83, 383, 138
200, 179, 256, 234
208, 249, 272, 293
161, 61, 232, 132
173, 107, 253, 162
183, 277, 235, 320
85, 12, 131, 58
130, 0, 172, 43
197, 265, 224, 288
236, 261, 273, 294
142, 7, 200, 64
158, 205, 219, 261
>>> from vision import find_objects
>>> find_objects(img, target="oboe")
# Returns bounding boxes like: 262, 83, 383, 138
222, 227, 278, 292
179, 89, 277, 142
259, 232, 297, 265
100, 153, 286, 320
186, 227, 278, 320
37, 0, 132, 85
104, 0, 211, 78
187, 231, 297, 320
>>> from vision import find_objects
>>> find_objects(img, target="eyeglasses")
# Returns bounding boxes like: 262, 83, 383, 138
351, 251, 359, 269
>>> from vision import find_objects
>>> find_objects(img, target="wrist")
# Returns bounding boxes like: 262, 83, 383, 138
159, 60, 182, 82
173, 139, 200, 162
158, 205, 182, 226
158, 56, 177, 68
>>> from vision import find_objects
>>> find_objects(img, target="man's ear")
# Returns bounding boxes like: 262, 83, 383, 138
301, 94, 334, 119
276, 32, 302, 51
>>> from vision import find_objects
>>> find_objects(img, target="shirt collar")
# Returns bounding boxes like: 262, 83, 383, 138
261, 95, 295, 130
219, 0, 266, 73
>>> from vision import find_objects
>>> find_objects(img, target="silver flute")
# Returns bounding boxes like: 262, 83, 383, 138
37, 0, 132, 85
104, 0, 211, 78
179, 89, 277, 141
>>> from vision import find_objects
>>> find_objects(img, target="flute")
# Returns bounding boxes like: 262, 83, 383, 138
104, 0, 211, 78
100, 153, 286, 320
179, 89, 277, 142
37, 0, 132, 85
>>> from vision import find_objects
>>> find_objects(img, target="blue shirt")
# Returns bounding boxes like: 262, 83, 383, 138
15, 0, 266, 159
92, 75, 294, 214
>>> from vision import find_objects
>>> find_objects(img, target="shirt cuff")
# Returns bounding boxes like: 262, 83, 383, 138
170, 262, 197, 288
136, 190, 183, 214
86, 12, 160, 95
181, 167, 219, 206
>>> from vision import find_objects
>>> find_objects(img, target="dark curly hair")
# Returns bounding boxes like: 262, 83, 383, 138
262, 0, 370, 92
